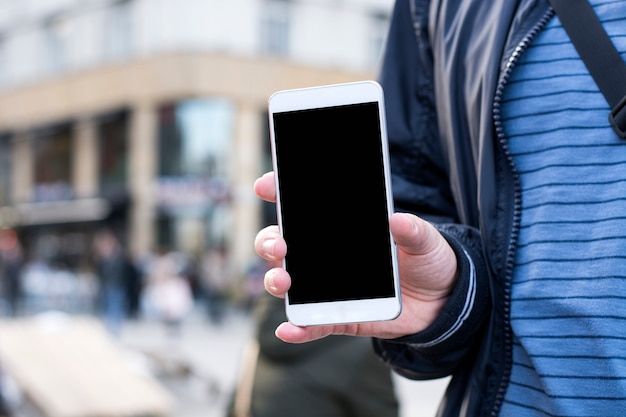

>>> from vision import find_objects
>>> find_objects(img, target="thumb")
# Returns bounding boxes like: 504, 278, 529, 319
390, 212, 442, 256
390, 212, 458, 297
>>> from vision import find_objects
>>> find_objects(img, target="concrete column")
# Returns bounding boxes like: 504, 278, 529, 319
73, 118, 98, 198
12, 132, 33, 204
231, 101, 265, 286
128, 102, 157, 258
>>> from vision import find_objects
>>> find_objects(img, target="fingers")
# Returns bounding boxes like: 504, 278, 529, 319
254, 225, 286, 261
264, 266, 290, 298
254, 172, 276, 202
254, 225, 290, 297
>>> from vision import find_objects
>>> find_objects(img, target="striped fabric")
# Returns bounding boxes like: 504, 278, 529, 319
498, 1, 626, 415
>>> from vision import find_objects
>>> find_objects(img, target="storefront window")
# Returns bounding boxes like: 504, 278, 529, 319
33, 123, 73, 202
158, 98, 233, 178
98, 110, 129, 196
158, 104, 183, 177
156, 98, 235, 251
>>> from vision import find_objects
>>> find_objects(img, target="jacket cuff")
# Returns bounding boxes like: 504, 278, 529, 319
390, 231, 476, 349
380, 224, 489, 352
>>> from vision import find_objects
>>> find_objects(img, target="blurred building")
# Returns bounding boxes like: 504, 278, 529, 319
0, 0, 392, 301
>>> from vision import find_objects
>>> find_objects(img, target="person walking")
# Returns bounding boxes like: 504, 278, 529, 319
143, 247, 193, 338
0, 228, 23, 317
93, 229, 136, 337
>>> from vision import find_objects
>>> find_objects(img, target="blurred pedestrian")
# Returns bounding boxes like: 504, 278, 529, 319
124, 255, 142, 319
143, 247, 193, 338
200, 245, 230, 324
0, 228, 23, 317
227, 291, 400, 417
93, 229, 137, 337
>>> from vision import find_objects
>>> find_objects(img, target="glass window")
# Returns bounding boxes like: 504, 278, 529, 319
158, 98, 234, 178
97, 110, 129, 195
44, 15, 72, 75
104, 0, 133, 61
157, 103, 182, 177
260, 0, 290, 57
176, 98, 234, 177
156, 98, 235, 250
33, 123, 73, 201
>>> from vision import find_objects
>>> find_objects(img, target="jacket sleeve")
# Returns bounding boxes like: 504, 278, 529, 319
372, 0, 491, 380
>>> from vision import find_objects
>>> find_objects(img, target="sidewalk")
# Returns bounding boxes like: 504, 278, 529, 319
118, 308, 255, 417
117, 308, 448, 417
0, 307, 447, 417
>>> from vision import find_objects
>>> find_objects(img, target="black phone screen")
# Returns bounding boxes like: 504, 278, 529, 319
272, 102, 396, 304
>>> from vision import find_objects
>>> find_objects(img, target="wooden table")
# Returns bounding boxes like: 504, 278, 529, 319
0, 315, 172, 417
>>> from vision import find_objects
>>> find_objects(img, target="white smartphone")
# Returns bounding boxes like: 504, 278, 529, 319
267, 80, 401, 326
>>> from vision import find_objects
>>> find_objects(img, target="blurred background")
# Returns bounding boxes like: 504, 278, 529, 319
0, 0, 448, 416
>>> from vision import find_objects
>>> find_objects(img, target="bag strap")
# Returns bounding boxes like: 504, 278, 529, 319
548, 0, 626, 138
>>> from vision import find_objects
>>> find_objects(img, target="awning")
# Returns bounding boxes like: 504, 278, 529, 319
0, 198, 111, 226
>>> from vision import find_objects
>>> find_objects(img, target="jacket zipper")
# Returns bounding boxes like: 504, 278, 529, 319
489, 8, 554, 417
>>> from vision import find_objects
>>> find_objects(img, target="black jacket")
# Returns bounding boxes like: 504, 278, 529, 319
372, 1, 554, 416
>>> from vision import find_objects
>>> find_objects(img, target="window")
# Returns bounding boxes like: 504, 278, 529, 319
104, 0, 133, 61
44, 14, 73, 75
156, 98, 235, 250
33, 124, 73, 202
157, 103, 182, 177
97, 110, 129, 196
158, 98, 234, 178
260, 0, 290, 57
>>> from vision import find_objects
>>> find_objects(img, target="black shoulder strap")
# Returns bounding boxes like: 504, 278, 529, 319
548, 0, 626, 138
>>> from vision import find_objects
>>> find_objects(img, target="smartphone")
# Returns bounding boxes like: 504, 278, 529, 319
267, 80, 401, 326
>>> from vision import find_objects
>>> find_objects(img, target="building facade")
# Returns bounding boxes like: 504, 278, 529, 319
0, 0, 391, 304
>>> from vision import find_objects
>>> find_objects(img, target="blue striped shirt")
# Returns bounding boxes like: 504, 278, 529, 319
498, 1, 626, 415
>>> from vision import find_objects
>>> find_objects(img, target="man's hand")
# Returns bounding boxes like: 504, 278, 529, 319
253, 172, 459, 343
